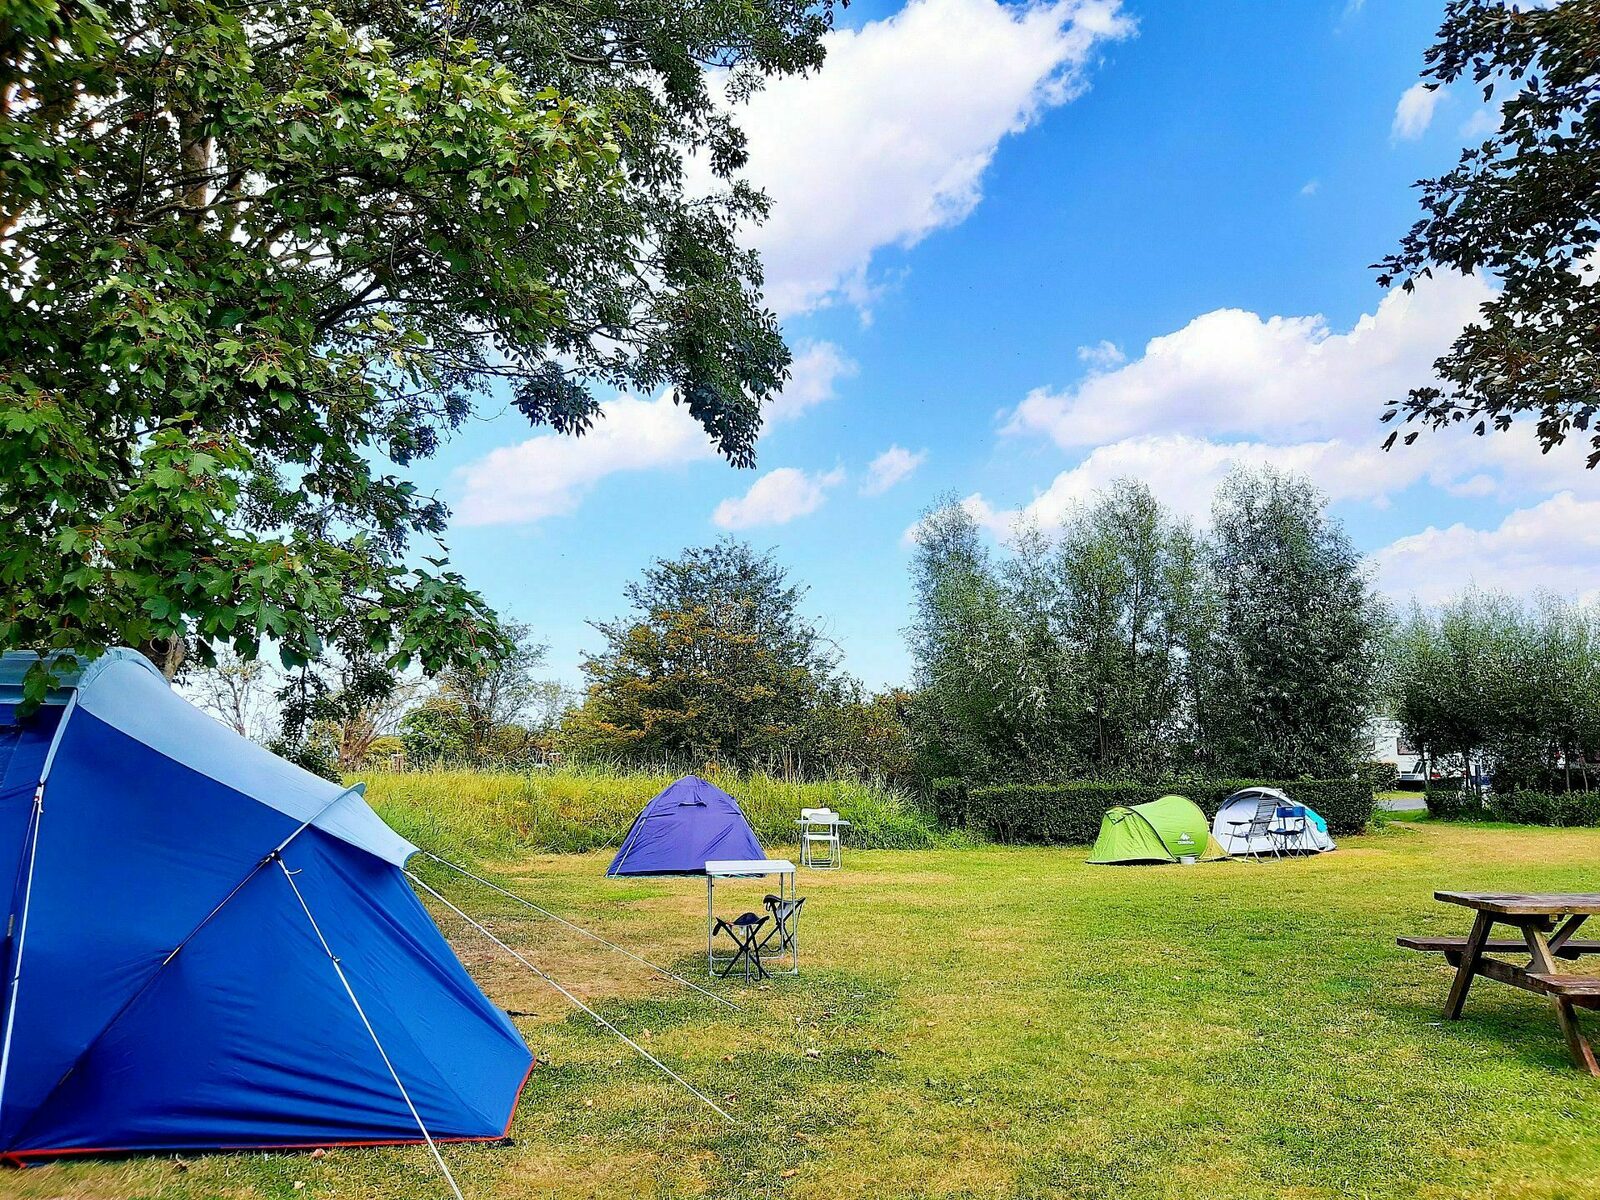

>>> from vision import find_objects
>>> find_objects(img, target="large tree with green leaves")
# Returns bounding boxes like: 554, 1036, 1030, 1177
1, 0, 831, 701
1377, 0, 1600, 465
562, 540, 840, 770
1196, 469, 1385, 778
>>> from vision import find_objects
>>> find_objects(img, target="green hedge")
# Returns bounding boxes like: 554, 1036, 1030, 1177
967, 777, 1376, 845
1427, 787, 1600, 827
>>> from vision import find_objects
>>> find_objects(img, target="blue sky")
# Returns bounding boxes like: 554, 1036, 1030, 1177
408, 0, 1600, 691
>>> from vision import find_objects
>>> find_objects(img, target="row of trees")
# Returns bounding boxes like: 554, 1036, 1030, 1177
908, 471, 1385, 784
1389, 592, 1600, 793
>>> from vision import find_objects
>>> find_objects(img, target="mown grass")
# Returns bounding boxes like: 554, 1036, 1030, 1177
9, 821, 1600, 1199
355, 767, 952, 862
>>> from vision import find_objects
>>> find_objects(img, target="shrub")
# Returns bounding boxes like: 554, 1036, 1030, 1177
966, 777, 1376, 845
1427, 787, 1600, 827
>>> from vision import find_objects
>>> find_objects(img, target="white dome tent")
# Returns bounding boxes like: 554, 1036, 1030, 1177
1212, 787, 1336, 858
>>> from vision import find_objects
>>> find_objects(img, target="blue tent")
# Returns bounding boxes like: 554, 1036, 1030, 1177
606, 776, 764, 877
0, 650, 532, 1161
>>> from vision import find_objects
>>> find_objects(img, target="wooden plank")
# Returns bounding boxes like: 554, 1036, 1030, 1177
1444, 911, 1494, 1019
1524, 922, 1560, 975
1550, 914, 1590, 953
1469, 952, 1541, 993
1397, 936, 1600, 958
1555, 999, 1600, 1077
1525, 973, 1600, 999
1436, 892, 1600, 917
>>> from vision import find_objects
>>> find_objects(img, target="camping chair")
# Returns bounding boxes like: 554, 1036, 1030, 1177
757, 894, 806, 972
1271, 805, 1311, 855
1224, 794, 1281, 862
800, 808, 842, 870
712, 911, 770, 981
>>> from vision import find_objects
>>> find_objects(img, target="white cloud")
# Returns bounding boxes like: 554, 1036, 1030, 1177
455, 392, 715, 526
1392, 82, 1442, 141
726, 0, 1134, 315
712, 466, 846, 530
1300, 179, 1320, 197
1076, 339, 1125, 369
1459, 103, 1503, 140
765, 341, 857, 423
861, 445, 928, 496
1004, 273, 1494, 451
969, 273, 1600, 539
1374, 492, 1600, 606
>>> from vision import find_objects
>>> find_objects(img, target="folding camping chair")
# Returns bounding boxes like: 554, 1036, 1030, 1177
757, 894, 806, 974
1271, 804, 1311, 855
800, 808, 843, 870
712, 911, 770, 981
1224, 794, 1281, 862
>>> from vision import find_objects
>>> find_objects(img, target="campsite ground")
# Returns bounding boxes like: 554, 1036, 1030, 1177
7, 819, 1600, 1200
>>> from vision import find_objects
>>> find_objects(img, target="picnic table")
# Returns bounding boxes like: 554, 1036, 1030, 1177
1399, 892, 1600, 1075
704, 859, 798, 977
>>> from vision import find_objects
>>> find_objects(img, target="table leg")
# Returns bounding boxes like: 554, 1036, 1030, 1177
1444, 911, 1494, 1020
1522, 920, 1559, 975
1556, 999, 1600, 1076
706, 877, 714, 975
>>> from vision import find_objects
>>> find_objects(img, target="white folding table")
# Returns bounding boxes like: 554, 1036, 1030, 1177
704, 858, 797, 976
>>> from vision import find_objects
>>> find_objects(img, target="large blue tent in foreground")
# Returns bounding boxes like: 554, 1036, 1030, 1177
0, 650, 532, 1162
606, 776, 765, 877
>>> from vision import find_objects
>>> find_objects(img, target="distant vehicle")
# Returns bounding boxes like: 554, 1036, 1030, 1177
1367, 717, 1426, 785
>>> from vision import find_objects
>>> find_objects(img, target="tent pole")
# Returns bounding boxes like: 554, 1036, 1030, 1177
278, 859, 466, 1200
421, 852, 739, 1012
406, 871, 734, 1125
0, 691, 78, 1132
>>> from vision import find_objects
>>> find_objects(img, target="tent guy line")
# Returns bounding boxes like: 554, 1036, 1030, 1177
406, 870, 737, 1125
420, 851, 741, 1012
282, 860, 467, 1200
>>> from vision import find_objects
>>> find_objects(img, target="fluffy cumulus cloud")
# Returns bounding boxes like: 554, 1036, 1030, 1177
727, 0, 1134, 315
712, 466, 847, 530
1374, 493, 1600, 607
455, 393, 716, 526
1392, 81, 1442, 141
765, 341, 857, 423
1003, 272, 1493, 450
861, 444, 928, 496
969, 273, 1600, 604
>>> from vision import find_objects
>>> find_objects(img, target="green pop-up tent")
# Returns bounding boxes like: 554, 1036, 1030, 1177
1087, 794, 1227, 865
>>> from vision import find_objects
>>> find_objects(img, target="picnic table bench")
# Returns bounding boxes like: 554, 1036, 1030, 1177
1399, 892, 1600, 1075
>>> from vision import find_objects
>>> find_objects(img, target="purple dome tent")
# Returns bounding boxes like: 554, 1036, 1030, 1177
606, 776, 765, 877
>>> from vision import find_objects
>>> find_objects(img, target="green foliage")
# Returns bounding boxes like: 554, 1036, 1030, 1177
1, 0, 833, 702
562, 540, 903, 777
1390, 591, 1600, 792
357, 767, 947, 863
967, 777, 1377, 845
1197, 469, 1386, 777
1377, 0, 1600, 466
1429, 786, 1600, 827
907, 471, 1383, 786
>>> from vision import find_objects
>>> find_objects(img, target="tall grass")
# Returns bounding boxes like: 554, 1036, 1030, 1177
354, 765, 949, 865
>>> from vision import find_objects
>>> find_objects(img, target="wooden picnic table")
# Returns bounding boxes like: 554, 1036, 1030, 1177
1399, 892, 1600, 1075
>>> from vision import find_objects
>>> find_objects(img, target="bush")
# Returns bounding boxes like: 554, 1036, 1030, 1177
966, 777, 1377, 845
927, 776, 968, 827
1427, 787, 1600, 827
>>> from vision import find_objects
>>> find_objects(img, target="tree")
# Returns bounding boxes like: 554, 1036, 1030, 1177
1376, 0, 1600, 465
187, 648, 275, 740
1391, 591, 1600, 792
1197, 469, 1385, 778
1, 0, 835, 703
433, 620, 548, 762
271, 648, 422, 778
562, 540, 840, 770
906, 483, 1207, 783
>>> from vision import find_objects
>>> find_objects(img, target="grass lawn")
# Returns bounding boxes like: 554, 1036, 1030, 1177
7, 820, 1600, 1199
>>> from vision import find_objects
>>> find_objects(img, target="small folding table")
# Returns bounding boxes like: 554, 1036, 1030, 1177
705, 859, 797, 976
